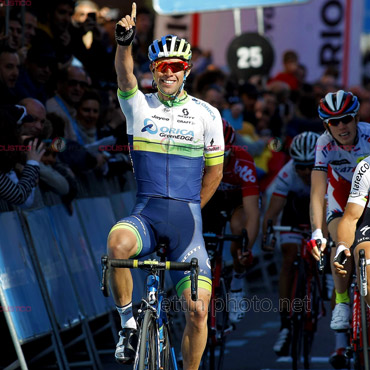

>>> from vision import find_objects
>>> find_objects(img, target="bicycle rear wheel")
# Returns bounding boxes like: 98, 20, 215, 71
291, 261, 306, 370
202, 276, 230, 370
138, 310, 158, 370
303, 275, 320, 369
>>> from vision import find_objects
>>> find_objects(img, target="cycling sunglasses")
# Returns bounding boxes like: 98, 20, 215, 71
325, 114, 355, 127
295, 164, 314, 171
153, 60, 190, 73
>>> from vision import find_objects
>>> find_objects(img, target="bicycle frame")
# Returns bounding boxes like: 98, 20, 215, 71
347, 249, 370, 370
100, 253, 199, 370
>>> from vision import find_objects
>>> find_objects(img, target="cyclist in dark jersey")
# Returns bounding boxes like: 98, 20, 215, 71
202, 120, 260, 323
108, 4, 224, 369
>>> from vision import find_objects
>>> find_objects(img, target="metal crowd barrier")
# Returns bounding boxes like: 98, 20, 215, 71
0, 170, 138, 369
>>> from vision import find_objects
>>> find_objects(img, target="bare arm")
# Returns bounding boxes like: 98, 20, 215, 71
114, 3, 137, 92
310, 170, 327, 232
200, 164, 223, 208
262, 194, 287, 234
242, 194, 260, 249
334, 202, 364, 274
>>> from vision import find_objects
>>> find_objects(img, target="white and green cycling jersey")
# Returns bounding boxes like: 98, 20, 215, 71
118, 86, 224, 203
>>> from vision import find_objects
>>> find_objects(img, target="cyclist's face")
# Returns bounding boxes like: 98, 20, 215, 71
152, 58, 190, 100
295, 164, 313, 185
326, 115, 358, 146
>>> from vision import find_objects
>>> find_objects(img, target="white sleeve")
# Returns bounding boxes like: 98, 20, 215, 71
204, 108, 224, 166
347, 159, 370, 207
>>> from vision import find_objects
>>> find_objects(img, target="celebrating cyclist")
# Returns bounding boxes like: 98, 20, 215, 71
334, 156, 370, 307
309, 90, 370, 364
202, 119, 260, 323
108, 3, 224, 369
262, 131, 320, 356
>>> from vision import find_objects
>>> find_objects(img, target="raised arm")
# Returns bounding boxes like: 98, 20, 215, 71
114, 2, 138, 92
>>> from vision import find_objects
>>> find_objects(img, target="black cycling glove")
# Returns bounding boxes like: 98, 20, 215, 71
115, 23, 136, 46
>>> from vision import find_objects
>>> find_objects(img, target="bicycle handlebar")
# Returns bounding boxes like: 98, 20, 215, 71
203, 232, 244, 242
100, 256, 199, 301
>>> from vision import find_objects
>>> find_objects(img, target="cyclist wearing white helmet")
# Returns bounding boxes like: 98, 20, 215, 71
308, 89, 370, 367
262, 131, 320, 356
109, 3, 224, 369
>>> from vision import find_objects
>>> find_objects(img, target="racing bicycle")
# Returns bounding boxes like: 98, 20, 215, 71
343, 248, 370, 370
201, 219, 249, 370
101, 244, 199, 370
265, 220, 327, 370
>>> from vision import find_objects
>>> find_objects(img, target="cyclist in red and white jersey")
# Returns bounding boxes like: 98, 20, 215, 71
262, 131, 320, 356
202, 120, 260, 323
309, 90, 370, 363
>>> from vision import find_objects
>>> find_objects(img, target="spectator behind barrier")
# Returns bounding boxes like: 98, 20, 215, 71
46, 112, 99, 175
15, 42, 57, 104
18, 98, 46, 138
46, 65, 89, 142
0, 44, 21, 105
0, 107, 45, 206
70, 1, 114, 85
269, 50, 300, 92
35, 0, 76, 67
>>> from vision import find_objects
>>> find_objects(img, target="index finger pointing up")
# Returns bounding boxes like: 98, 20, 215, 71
131, 2, 137, 21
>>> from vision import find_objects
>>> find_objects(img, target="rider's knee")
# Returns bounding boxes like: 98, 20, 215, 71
187, 306, 208, 329
185, 294, 209, 328
108, 229, 136, 258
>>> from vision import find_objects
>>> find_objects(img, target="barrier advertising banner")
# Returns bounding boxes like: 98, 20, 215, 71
0, 212, 51, 342
153, 0, 310, 15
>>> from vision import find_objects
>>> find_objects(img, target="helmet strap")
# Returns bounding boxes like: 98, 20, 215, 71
153, 71, 188, 102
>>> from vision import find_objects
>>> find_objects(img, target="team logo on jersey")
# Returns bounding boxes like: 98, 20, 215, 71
234, 160, 256, 183
182, 108, 189, 116
142, 119, 158, 134
353, 162, 370, 190
360, 225, 370, 236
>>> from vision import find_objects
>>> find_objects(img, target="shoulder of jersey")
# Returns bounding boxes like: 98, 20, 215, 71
358, 121, 370, 131
279, 159, 294, 176
234, 146, 254, 161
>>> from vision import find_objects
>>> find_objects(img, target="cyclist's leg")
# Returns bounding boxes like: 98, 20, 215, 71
108, 212, 155, 307
167, 201, 212, 370
107, 200, 156, 363
229, 205, 249, 272
182, 287, 211, 370
328, 216, 353, 330
273, 237, 300, 356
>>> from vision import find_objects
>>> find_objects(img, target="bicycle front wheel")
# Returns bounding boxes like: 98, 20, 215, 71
291, 261, 306, 370
161, 323, 178, 370
138, 310, 158, 370
360, 296, 369, 370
